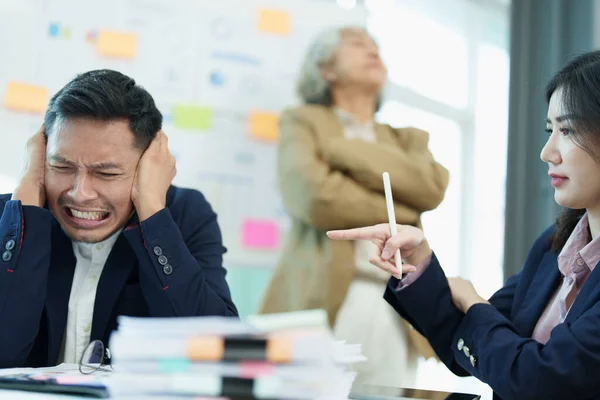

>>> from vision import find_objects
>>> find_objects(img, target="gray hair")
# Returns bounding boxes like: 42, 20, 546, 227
296, 26, 383, 109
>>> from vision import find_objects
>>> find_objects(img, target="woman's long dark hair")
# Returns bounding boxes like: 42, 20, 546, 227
547, 51, 600, 251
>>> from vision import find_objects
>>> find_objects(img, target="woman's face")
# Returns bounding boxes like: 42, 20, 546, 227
326, 28, 387, 92
541, 87, 600, 211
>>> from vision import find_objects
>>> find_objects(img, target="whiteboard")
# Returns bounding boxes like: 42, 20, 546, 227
0, 0, 366, 268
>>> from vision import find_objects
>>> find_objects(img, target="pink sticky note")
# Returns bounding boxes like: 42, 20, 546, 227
55, 375, 96, 384
241, 219, 279, 249
240, 361, 275, 378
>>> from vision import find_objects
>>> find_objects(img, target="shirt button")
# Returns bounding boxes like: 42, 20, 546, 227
153, 246, 163, 256
96, 244, 104, 251
577, 258, 585, 266
5, 239, 15, 251
163, 264, 173, 275
457, 338, 464, 351
158, 255, 168, 265
83, 324, 91, 333
2, 251, 12, 262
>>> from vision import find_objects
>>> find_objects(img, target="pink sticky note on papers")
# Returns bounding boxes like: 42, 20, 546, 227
240, 361, 275, 378
241, 219, 279, 249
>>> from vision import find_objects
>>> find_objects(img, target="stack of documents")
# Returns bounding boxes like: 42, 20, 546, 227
107, 310, 365, 399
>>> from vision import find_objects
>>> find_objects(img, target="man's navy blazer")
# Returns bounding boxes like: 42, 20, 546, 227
0, 185, 238, 368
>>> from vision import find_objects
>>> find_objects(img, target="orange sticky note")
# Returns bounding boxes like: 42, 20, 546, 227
3, 82, 48, 114
97, 30, 137, 59
249, 111, 279, 141
257, 8, 290, 36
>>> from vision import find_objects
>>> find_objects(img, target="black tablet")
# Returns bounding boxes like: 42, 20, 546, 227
0, 374, 109, 398
350, 384, 481, 400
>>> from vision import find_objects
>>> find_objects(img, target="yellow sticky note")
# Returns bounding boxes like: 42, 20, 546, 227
3, 82, 48, 114
173, 105, 212, 131
257, 8, 290, 36
97, 30, 137, 59
249, 111, 279, 141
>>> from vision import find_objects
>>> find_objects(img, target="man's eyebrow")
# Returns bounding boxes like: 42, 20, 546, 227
48, 156, 122, 170
87, 162, 122, 170
48, 155, 75, 165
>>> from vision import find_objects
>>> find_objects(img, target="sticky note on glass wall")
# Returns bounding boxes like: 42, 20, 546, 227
97, 30, 137, 59
257, 8, 290, 36
173, 105, 212, 130
3, 82, 48, 114
241, 219, 280, 250
249, 111, 279, 141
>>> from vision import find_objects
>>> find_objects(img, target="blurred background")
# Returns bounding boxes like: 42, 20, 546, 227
0, 0, 597, 397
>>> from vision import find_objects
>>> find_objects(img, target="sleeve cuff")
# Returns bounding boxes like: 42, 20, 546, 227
124, 208, 180, 286
396, 252, 433, 290
451, 302, 516, 378
1, 201, 53, 268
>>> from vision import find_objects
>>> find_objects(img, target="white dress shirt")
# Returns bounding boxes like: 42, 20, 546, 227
58, 230, 121, 364
332, 107, 417, 389
333, 107, 389, 282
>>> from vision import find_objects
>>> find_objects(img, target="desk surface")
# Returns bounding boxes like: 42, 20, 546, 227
0, 365, 481, 400
0, 390, 481, 400
0, 390, 81, 399
0, 385, 483, 400
0, 388, 481, 400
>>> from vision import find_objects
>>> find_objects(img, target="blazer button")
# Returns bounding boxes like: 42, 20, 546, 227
470, 355, 477, 367
457, 338, 464, 351
2, 251, 12, 262
163, 264, 173, 275
5, 239, 15, 251
463, 346, 470, 357
153, 246, 162, 256
158, 255, 168, 265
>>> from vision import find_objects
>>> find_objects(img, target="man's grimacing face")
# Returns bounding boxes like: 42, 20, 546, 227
45, 118, 143, 243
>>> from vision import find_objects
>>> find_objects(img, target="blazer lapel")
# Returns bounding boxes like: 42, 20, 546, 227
564, 259, 600, 323
512, 252, 561, 336
319, 108, 345, 140
90, 233, 136, 342
46, 220, 76, 365
374, 123, 395, 146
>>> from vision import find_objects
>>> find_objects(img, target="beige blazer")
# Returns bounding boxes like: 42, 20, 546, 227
258, 104, 449, 359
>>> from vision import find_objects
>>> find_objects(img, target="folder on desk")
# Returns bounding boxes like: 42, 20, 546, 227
110, 326, 346, 364
108, 371, 353, 399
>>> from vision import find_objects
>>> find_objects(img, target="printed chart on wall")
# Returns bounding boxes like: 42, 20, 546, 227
0, 0, 366, 268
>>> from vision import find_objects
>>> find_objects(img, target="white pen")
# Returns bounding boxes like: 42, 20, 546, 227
382, 172, 402, 275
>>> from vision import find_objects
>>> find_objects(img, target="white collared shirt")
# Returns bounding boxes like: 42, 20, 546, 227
58, 230, 121, 364
333, 107, 389, 282
334, 106, 377, 142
